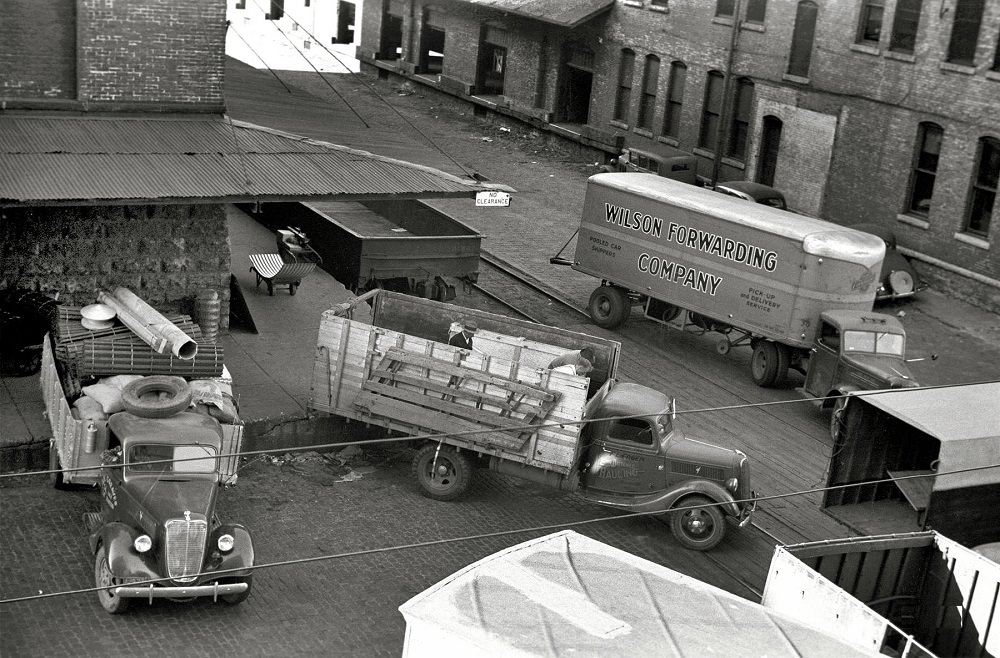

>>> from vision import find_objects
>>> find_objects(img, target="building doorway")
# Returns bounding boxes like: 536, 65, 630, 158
379, 10, 403, 60
557, 45, 594, 124
419, 14, 445, 74
756, 115, 782, 186
476, 26, 509, 96
336, 1, 355, 44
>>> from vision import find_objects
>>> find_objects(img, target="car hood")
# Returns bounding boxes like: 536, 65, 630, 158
841, 353, 918, 386
124, 478, 217, 523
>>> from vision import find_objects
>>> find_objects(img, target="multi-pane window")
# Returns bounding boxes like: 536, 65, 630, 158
715, 0, 735, 17
856, 0, 884, 44
906, 122, 942, 216
788, 2, 818, 77
727, 78, 754, 160
614, 49, 635, 122
699, 71, 725, 150
965, 137, 999, 237
662, 61, 687, 138
746, 0, 767, 23
637, 55, 660, 130
889, 0, 922, 53
947, 0, 985, 65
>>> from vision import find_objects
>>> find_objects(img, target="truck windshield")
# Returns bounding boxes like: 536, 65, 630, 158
128, 444, 218, 474
842, 330, 905, 357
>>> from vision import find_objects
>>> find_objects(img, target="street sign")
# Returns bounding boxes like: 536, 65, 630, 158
475, 191, 511, 207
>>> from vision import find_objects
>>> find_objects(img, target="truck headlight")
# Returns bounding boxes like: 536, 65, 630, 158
217, 534, 235, 552
133, 534, 153, 553
726, 477, 739, 493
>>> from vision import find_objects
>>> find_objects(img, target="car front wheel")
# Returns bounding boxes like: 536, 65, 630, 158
95, 544, 131, 614
670, 495, 727, 551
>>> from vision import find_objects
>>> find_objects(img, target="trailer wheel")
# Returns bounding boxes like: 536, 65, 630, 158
670, 495, 726, 551
95, 543, 132, 614
121, 376, 192, 418
412, 444, 473, 501
588, 286, 631, 329
750, 341, 790, 387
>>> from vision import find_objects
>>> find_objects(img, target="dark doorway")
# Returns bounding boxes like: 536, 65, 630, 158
419, 25, 445, 74
756, 115, 782, 186
336, 1, 355, 44
557, 45, 594, 124
379, 12, 403, 60
476, 44, 507, 95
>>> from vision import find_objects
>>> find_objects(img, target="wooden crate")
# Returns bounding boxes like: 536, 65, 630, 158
310, 312, 590, 474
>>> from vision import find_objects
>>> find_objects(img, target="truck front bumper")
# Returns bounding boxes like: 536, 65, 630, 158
737, 491, 758, 528
114, 581, 248, 601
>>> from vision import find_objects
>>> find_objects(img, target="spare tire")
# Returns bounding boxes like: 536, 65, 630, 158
121, 376, 192, 418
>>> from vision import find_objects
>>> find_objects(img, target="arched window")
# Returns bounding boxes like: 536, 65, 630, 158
699, 71, 725, 150
662, 61, 687, 138
965, 137, 999, 237
787, 1, 818, 78
613, 49, 635, 122
757, 115, 783, 186
637, 55, 660, 130
727, 77, 754, 160
906, 122, 942, 216
947, 0, 985, 66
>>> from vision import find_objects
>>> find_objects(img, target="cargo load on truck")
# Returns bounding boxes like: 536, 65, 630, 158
556, 173, 921, 397
309, 290, 755, 551
763, 531, 1000, 658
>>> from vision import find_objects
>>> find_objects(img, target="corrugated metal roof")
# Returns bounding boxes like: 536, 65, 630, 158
0, 114, 511, 205
460, 0, 615, 28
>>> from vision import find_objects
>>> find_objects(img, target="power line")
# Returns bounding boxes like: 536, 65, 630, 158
4, 462, 999, 606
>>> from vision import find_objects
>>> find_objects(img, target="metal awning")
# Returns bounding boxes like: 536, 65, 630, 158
0, 113, 513, 207
456, 0, 615, 28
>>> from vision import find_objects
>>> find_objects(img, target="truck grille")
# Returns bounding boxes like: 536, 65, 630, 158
165, 518, 208, 583
671, 462, 725, 482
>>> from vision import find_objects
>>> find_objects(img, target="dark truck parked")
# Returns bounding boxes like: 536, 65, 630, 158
91, 402, 254, 614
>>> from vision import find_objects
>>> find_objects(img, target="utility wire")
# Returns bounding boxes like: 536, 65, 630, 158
4, 462, 999, 606
226, 20, 292, 93
241, 0, 477, 178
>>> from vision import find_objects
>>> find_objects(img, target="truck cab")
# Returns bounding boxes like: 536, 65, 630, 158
604, 145, 699, 186
802, 311, 919, 435
578, 383, 754, 550
91, 411, 254, 614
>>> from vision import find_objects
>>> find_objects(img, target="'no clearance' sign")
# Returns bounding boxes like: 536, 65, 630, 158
475, 191, 511, 207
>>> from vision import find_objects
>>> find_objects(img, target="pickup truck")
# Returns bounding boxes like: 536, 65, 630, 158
309, 290, 755, 551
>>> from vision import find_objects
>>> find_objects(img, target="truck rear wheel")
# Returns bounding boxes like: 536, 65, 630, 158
750, 340, 790, 387
412, 444, 473, 501
588, 286, 631, 329
670, 495, 726, 551
95, 543, 132, 614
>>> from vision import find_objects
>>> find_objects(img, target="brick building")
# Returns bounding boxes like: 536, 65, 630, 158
0, 0, 495, 326
357, 0, 1000, 311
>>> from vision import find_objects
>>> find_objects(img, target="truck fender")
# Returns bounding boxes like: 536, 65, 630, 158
96, 522, 159, 580
668, 481, 741, 519
214, 524, 255, 575
824, 385, 861, 409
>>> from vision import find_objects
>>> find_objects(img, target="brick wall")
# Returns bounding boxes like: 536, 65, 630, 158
0, 0, 77, 98
77, 0, 226, 104
0, 204, 231, 329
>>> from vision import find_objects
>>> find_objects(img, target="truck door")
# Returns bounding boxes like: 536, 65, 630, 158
803, 319, 840, 397
585, 417, 666, 494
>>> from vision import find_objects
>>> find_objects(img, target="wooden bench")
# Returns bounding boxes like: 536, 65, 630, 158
249, 254, 317, 296
886, 469, 934, 526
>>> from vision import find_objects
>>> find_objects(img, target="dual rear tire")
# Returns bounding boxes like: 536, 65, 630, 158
750, 340, 790, 387
588, 285, 631, 329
